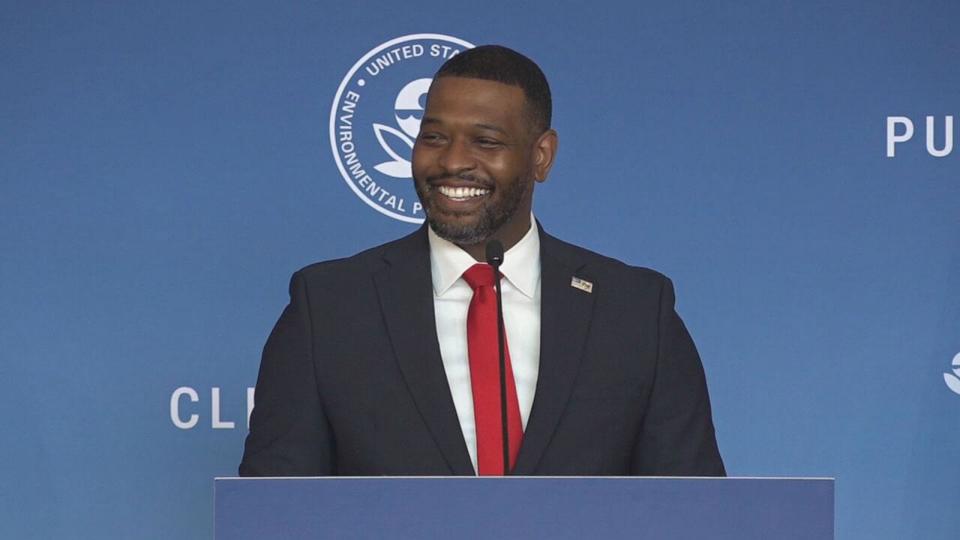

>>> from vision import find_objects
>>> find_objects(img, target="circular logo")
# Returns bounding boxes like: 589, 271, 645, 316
329, 34, 475, 223
945, 352, 960, 395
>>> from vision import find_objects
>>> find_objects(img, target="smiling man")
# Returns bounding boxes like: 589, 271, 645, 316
240, 45, 724, 477
412, 71, 555, 257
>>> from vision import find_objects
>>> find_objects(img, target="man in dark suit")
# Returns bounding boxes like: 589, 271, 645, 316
240, 45, 724, 477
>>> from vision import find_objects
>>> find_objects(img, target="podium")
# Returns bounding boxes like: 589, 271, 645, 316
215, 477, 833, 539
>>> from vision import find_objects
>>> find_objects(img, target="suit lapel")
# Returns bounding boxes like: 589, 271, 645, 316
373, 227, 475, 476
513, 229, 596, 475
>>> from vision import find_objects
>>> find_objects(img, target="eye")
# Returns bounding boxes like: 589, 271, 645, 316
417, 132, 446, 146
475, 137, 504, 148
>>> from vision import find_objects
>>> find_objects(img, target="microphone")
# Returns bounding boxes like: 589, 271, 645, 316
485, 240, 504, 268
485, 240, 510, 475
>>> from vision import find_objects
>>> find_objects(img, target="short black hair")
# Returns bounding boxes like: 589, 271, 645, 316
434, 44, 552, 134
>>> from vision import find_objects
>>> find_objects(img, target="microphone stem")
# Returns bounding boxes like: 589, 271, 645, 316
493, 265, 509, 475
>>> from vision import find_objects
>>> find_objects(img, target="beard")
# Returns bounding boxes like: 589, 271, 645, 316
415, 173, 532, 246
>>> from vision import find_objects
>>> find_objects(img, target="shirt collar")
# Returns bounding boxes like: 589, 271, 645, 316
428, 215, 541, 299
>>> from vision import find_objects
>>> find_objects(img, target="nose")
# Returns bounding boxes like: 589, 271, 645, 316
437, 137, 475, 174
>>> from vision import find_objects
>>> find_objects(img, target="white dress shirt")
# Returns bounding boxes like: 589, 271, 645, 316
428, 219, 542, 474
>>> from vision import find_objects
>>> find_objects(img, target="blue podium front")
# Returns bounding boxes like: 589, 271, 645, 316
215, 477, 833, 539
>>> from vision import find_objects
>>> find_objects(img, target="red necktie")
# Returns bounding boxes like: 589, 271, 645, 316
462, 263, 523, 475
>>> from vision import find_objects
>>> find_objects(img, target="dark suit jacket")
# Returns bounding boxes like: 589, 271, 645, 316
239, 225, 724, 476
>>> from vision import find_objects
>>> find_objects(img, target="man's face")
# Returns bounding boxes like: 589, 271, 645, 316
412, 76, 547, 247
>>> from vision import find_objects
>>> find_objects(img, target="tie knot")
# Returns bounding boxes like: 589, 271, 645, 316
462, 263, 497, 290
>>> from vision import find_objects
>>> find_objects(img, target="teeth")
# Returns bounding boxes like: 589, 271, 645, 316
437, 185, 490, 199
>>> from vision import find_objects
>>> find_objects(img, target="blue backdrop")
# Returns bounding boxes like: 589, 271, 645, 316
1, 1, 957, 538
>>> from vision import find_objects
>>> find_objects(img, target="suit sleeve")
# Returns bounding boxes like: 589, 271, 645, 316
239, 271, 335, 476
631, 276, 725, 476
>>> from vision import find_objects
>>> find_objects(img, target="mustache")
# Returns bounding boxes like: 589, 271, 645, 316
425, 172, 491, 187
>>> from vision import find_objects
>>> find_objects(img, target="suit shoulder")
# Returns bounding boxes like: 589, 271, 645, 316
295, 246, 382, 279
292, 229, 421, 285
546, 234, 670, 287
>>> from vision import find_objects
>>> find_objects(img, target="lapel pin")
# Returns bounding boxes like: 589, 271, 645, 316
570, 276, 593, 293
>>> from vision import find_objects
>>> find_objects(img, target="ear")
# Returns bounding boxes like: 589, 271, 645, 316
532, 129, 558, 183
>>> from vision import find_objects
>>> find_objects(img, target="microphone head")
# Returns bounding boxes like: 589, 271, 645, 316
485, 240, 505, 267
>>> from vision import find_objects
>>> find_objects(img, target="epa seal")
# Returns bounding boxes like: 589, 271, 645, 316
945, 352, 960, 395
329, 33, 475, 223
